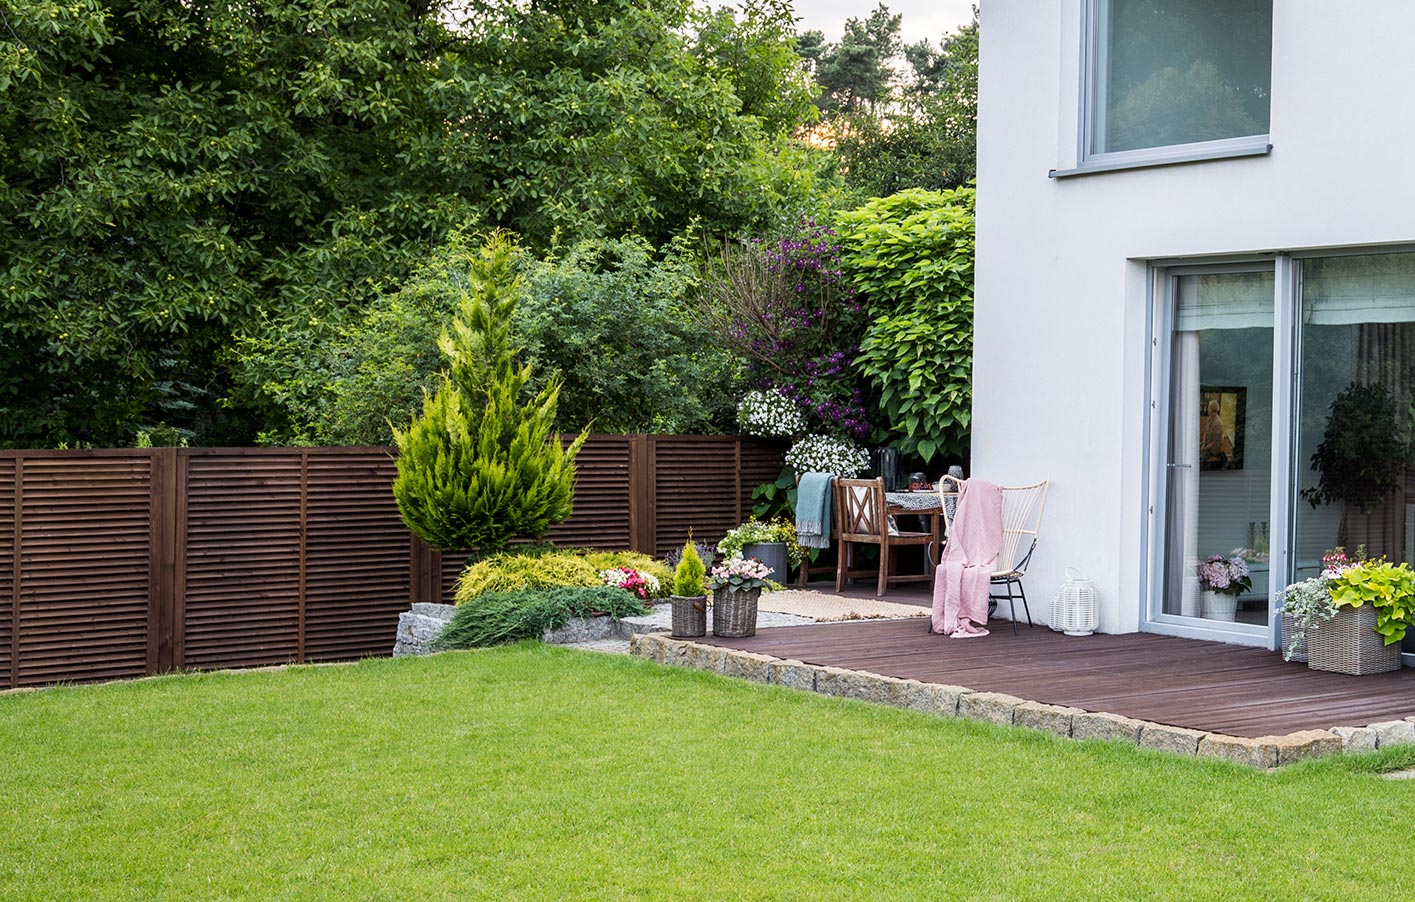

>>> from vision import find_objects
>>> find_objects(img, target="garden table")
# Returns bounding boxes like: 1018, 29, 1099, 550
885, 491, 944, 569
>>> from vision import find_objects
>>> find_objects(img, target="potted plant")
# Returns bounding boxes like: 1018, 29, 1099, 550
1300, 382, 1407, 547
705, 555, 780, 638
1195, 553, 1252, 621
1280, 548, 1415, 674
718, 517, 804, 585
668, 538, 708, 638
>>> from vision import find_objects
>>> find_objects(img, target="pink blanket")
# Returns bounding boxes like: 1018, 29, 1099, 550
931, 479, 1003, 636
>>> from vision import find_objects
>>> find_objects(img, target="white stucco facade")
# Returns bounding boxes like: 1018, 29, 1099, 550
974, 1, 1415, 640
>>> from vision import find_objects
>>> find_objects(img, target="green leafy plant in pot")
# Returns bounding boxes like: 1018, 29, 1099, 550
1300, 382, 1407, 547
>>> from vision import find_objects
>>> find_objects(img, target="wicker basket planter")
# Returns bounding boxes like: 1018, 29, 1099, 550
1279, 612, 1308, 663
1306, 605, 1401, 675
669, 595, 708, 638
712, 587, 761, 638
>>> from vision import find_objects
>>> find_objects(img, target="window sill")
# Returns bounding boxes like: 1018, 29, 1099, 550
1050, 140, 1272, 179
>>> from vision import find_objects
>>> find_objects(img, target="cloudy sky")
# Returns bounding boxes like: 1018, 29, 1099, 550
792, 0, 976, 45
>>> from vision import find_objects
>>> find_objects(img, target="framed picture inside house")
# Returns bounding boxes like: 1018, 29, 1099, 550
1199, 386, 1246, 471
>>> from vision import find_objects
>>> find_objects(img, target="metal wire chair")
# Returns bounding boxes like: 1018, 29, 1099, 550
938, 476, 1051, 634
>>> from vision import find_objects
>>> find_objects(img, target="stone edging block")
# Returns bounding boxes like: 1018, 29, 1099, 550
628, 634, 1358, 769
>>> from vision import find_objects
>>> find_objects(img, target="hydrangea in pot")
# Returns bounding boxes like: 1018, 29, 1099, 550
1195, 552, 1252, 621
706, 555, 780, 638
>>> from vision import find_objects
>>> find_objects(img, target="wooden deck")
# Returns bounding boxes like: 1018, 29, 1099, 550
701, 618, 1415, 738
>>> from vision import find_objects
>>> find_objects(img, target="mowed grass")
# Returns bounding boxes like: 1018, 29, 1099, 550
3, 645, 1414, 900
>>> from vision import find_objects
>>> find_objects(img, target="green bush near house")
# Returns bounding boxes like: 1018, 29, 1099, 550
837, 187, 976, 464
434, 587, 646, 649
455, 548, 672, 603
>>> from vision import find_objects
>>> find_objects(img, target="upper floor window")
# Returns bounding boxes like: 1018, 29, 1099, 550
1088, 0, 1272, 159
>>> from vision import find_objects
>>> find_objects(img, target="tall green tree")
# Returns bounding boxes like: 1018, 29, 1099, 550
392, 234, 586, 553
0, 0, 818, 448
799, 5, 979, 197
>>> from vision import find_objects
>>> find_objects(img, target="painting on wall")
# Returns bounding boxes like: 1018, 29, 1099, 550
1199, 386, 1246, 470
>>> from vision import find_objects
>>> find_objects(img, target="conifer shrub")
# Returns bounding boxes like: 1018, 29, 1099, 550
434, 587, 647, 649
672, 539, 707, 597
393, 232, 587, 552
455, 548, 671, 603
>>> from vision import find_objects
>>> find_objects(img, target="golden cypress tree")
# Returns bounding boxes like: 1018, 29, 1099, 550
392, 232, 586, 552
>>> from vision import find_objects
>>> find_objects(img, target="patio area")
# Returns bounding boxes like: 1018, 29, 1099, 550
699, 612, 1415, 739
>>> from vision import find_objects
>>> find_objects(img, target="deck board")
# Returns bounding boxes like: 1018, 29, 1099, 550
699, 619, 1415, 737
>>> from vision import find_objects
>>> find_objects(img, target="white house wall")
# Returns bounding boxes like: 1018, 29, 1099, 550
974, 0, 1415, 633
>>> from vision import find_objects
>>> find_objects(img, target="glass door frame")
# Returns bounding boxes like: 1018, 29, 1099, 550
1143, 256, 1295, 649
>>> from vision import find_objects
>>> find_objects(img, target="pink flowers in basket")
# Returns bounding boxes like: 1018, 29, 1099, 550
600, 567, 661, 599
706, 555, 778, 592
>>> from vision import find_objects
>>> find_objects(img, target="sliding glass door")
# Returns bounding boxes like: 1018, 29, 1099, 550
1161, 268, 1275, 628
1153, 250, 1415, 650
1293, 253, 1415, 655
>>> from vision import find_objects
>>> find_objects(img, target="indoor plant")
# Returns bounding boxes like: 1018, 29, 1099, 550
1195, 553, 1252, 621
1300, 382, 1407, 547
718, 517, 804, 584
668, 538, 709, 638
705, 554, 780, 638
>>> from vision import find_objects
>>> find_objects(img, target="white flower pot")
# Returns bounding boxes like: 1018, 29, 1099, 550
1202, 589, 1238, 622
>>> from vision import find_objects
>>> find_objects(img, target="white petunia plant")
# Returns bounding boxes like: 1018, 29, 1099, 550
737, 390, 806, 438
784, 434, 869, 478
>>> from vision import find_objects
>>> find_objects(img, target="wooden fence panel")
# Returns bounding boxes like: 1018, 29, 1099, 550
16, 456, 151, 687
739, 440, 789, 519
304, 451, 410, 662
652, 436, 742, 558
0, 459, 13, 688
182, 454, 301, 670
0, 437, 784, 686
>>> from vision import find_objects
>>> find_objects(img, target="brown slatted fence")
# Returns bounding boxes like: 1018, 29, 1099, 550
0, 436, 784, 687
304, 451, 410, 662
0, 459, 14, 688
17, 455, 152, 687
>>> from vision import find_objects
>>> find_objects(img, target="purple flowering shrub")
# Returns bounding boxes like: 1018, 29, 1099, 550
700, 219, 873, 441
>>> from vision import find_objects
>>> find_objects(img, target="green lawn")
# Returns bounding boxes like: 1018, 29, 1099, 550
3, 645, 1413, 900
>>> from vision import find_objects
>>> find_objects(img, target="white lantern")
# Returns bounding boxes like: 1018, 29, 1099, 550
1053, 567, 1099, 637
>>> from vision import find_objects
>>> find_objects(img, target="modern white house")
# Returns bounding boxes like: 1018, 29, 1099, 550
973, 0, 1415, 659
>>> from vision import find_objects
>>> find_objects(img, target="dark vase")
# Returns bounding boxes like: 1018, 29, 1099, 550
742, 542, 789, 584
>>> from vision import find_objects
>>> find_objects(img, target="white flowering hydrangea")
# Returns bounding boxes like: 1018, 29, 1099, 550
737, 390, 805, 438
785, 434, 869, 477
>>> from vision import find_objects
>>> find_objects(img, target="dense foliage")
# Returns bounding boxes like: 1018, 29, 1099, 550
393, 234, 585, 553
251, 231, 738, 445
2, 0, 818, 447
839, 188, 976, 463
434, 587, 647, 649
798, 5, 978, 198
456, 547, 672, 603
515, 236, 739, 434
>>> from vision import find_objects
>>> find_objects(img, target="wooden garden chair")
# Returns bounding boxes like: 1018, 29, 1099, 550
835, 477, 938, 597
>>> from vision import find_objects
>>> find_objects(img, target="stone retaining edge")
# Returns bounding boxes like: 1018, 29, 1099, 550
627, 633, 1403, 769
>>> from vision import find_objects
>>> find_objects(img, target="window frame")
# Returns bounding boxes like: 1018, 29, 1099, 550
1055, 0, 1273, 179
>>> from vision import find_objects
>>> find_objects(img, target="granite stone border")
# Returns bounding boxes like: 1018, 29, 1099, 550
627, 633, 1412, 770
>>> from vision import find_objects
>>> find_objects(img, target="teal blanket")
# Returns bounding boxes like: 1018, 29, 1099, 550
795, 473, 835, 550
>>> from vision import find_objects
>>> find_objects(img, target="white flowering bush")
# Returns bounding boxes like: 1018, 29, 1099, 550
784, 434, 869, 477
736, 390, 806, 438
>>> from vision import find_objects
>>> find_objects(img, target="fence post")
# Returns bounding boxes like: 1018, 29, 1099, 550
147, 448, 182, 674
10, 456, 20, 690
628, 435, 656, 554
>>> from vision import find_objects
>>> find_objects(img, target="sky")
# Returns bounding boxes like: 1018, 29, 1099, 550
792, 0, 976, 45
